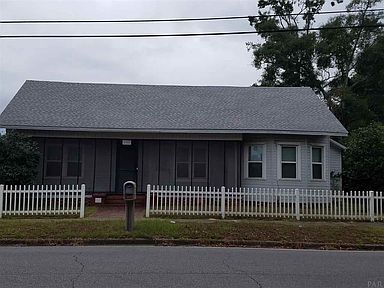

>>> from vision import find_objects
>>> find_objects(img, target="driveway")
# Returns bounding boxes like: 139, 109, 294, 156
0, 246, 382, 288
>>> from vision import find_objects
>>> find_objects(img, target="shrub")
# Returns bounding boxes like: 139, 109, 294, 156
343, 123, 384, 191
0, 131, 40, 185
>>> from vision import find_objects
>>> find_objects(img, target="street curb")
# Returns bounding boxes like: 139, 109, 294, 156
1, 238, 384, 250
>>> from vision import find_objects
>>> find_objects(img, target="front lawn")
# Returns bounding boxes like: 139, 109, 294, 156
0, 217, 383, 246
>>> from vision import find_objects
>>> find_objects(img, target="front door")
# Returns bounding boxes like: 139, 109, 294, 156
115, 140, 138, 193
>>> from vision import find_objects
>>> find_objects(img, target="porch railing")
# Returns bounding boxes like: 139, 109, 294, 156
145, 185, 384, 222
0, 184, 86, 218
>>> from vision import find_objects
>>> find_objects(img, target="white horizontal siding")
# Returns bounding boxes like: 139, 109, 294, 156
242, 135, 331, 190
330, 143, 342, 174
330, 142, 343, 190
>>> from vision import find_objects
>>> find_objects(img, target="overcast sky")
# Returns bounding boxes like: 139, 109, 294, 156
0, 0, 265, 115
0, 0, 355, 116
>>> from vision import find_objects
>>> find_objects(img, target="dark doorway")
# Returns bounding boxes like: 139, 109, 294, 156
115, 140, 138, 193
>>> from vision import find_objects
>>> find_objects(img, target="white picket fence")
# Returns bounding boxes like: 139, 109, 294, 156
0, 184, 86, 218
145, 185, 384, 222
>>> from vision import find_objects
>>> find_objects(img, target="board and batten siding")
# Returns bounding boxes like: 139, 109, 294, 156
159, 141, 176, 187
34, 137, 117, 194
242, 135, 332, 190
34, 137, 241, 194
137, 140, 241, 193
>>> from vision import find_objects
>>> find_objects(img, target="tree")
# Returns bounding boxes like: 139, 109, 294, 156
247, 0, 384, 191
316, 0, 383, 107
247, 0, 383, 129
247, 0, 324, 90
0, 132, 40, 185
329, 33, 384, 130
332, 90, 376, 131
353, 34, 384, 121
343, 123, 384, 191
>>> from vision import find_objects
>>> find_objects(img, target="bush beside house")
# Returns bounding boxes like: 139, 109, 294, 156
343, 123, 384, 191
0, 131, 39, 185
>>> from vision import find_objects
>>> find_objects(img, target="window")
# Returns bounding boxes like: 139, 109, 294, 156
247, 144, 264, 178
45, 145, 62, 177
65, 145, 82, 177
280, 145, 299, 179
311, 146, 323, 180
176, 142, 208, 180
176, 144, 190, 179
193, 146, 207, 178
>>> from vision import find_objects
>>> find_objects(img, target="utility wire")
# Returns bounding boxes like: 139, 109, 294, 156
1, 24, 382, 38
0, 8, 383, 24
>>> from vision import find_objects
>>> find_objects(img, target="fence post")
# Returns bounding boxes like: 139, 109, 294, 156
146, 184, 151, 218
0, 184, 4, 218
295, 189, 300, 220
79, 184, 85, 218
221, 186, 226, 219
369, 191, 375, 222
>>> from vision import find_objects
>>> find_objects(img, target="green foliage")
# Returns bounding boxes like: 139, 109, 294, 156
248, 0, 384, 130
317, 1, 382, 78
353, 35, 384, 123
248, 30, 321, 89
331, 34, 384, 130
343, 123, 384, 191
248, 0, 324, 90
333, 89, 376, 131
0, 132, 40, 185
316, 0, 383, 107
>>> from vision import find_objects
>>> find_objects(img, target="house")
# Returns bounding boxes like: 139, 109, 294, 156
0, 80, 347, 198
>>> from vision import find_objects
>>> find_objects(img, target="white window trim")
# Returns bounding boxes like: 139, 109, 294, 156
310, 144, 326, 181
244, 143, 266, 179
277, 143, 301, 181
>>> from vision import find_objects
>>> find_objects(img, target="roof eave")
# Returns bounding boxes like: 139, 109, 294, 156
1, 125, 349, 137
330, 139, 347, 150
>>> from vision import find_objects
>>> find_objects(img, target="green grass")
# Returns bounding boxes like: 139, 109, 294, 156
0, 218, 182, 240
0, 206, 98, 220
0, 217, 383, 245
84, 206, 97, 217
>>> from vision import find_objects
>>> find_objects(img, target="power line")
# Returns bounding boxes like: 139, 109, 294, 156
0, 8, 383, 24
0, 24, 382, 39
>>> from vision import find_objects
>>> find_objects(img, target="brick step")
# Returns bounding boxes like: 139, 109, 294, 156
104, 194, 146, 206
98, 203, 146, 208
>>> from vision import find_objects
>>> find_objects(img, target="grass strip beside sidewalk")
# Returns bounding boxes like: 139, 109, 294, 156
0, 218, 383, 248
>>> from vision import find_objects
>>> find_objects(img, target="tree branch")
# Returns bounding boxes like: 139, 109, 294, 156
346, 0, 372, 81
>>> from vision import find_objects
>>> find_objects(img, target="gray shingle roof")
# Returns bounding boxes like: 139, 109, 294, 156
0, 80, 348, 136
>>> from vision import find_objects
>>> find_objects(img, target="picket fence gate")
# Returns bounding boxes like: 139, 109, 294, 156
0, 184, 86, 218
145, 185, 384, 222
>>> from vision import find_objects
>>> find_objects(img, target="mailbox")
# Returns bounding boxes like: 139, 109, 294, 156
123, 181, 136, 232
123, 181, 136, 201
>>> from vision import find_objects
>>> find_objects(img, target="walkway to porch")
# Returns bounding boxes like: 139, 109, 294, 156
88, 204, 146, 219
86, 193, 146, 219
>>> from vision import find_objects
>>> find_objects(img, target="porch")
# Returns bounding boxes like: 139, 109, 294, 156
32, 136, 242, 195
30, 132, 339, 197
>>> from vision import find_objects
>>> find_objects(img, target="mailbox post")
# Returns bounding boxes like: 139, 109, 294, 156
123, 181, 136, 232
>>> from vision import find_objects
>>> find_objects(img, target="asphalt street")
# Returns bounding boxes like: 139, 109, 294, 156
0, 246, 382, 288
